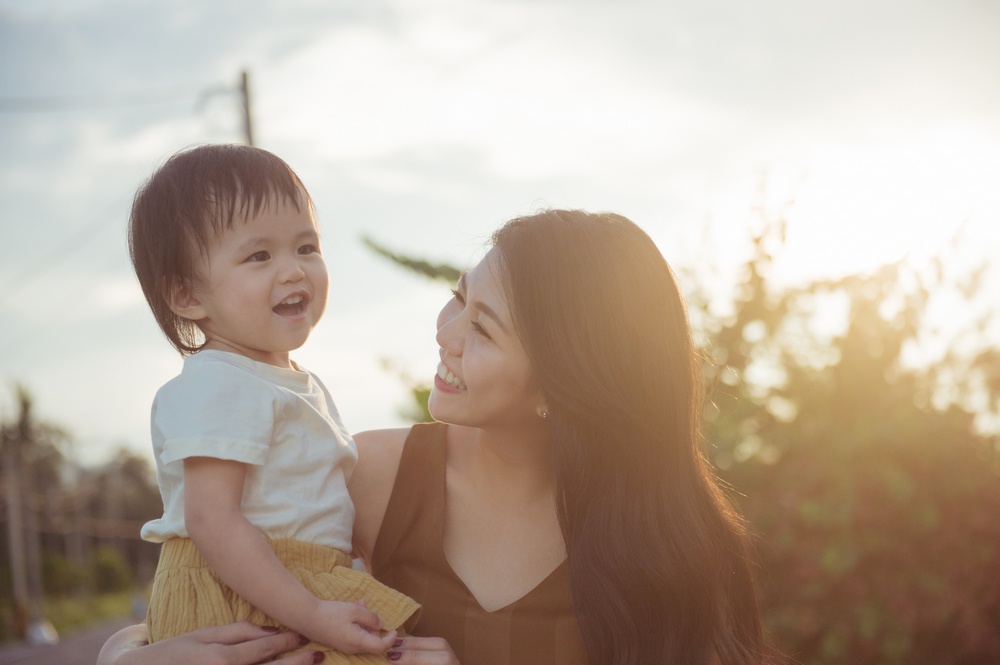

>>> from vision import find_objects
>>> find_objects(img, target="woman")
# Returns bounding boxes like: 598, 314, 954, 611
100, 210, 768, 665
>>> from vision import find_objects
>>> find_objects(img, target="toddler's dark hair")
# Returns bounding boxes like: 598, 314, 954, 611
128, 143, 311, 355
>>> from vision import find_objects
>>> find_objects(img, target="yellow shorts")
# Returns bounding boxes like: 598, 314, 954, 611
147, 537, 421, 664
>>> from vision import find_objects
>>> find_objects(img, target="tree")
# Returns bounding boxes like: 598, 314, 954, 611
1, 385, 66, 642
1, 388, 163, 642
364, 235, 459, 424
699, 217, 1000, 664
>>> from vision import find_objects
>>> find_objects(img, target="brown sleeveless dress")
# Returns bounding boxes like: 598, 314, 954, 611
371, 422, 587, 665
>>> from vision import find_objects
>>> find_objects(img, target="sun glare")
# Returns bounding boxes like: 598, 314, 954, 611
764, 130, 999, 286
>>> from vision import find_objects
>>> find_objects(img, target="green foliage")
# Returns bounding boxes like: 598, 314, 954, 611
362, 236, 464, 283
42, 552, 92, 596
404, 383, 433, 424
378, 358, 434, 424
0, 390, 162, 643
91, 546, 133, 594
704, 218, 1000, 664
364, 237, 459, 425
1, 550, 141, 642
41, 591, 135, 636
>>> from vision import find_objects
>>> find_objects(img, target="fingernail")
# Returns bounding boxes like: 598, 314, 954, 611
261, 625, 280, 633
387, 652, 401, 662
393, 639, 403, 647
312, 651, 324, 664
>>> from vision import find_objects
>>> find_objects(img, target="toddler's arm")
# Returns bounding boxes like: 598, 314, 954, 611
184, 456, 398, 655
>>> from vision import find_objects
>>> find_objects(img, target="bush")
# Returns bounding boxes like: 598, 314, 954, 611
702, 221, 1000, 664
42, 551, 93, 596
92, 546, 133, 593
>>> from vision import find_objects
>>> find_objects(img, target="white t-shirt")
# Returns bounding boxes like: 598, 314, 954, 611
140, 350, 356, 553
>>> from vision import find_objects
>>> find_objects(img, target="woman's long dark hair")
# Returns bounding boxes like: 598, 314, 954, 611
493, 210, 767, 665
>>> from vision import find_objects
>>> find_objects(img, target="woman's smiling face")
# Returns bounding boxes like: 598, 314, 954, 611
428, 249, 544, 430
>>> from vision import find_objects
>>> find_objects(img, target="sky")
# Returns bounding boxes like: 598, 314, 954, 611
1, 0, 998, 466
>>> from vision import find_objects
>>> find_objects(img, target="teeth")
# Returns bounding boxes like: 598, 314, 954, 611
281, 296, 304, 305
437, 363, 467, 390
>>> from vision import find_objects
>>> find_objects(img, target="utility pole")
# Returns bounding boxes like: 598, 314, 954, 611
2, 424, 30, 639
3, 388, 58, 644
22, 456, 51, 638
239, 70, 254, 146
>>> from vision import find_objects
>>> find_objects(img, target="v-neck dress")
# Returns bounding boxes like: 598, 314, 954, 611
371, 422, 587, 665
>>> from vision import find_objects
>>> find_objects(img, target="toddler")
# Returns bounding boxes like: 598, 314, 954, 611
131, 144, 419, 663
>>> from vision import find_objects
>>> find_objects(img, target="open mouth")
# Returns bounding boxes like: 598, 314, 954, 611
273, 294, 308, 316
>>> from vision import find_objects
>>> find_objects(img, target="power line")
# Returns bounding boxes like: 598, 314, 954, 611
0, 71, 255, 143
1, 196, 128, 304
0, 82, 210, 113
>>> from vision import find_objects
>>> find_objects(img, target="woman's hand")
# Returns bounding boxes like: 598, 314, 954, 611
386, 636, 461, 664
97, 621, 318, 665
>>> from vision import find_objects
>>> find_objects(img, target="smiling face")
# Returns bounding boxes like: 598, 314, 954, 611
428, 249, 545, 430
168, 188, 328, 368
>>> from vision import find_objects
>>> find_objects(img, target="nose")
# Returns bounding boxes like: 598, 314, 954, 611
280, 255, 307, 283
435, 300, 463, 357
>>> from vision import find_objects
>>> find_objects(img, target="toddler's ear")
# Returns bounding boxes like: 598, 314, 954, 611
164, 278, 207, 321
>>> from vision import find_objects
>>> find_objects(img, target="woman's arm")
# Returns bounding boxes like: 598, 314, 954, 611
348, 428, 410, 566
184, 457, 395, 655
97, 621, 316, 665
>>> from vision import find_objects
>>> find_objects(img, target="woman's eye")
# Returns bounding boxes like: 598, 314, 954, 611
471, 320, 492, 340
248, 251, 270, 262
450, 288, 466, 305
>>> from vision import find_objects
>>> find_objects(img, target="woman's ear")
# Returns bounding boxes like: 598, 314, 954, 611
164, 277, 207, 321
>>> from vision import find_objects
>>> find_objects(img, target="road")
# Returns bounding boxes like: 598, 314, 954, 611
0, 618, 136, 665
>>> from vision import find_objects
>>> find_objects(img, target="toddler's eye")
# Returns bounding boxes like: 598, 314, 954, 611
248, 251, 270, 262
298, 244, 319, 255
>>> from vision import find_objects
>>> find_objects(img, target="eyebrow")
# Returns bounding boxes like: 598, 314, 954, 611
234, 229, 319, 254
477, 301, 510, 334
456, 274, 511, 335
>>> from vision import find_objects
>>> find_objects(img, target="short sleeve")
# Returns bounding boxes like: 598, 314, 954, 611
152, 359, 275, 466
